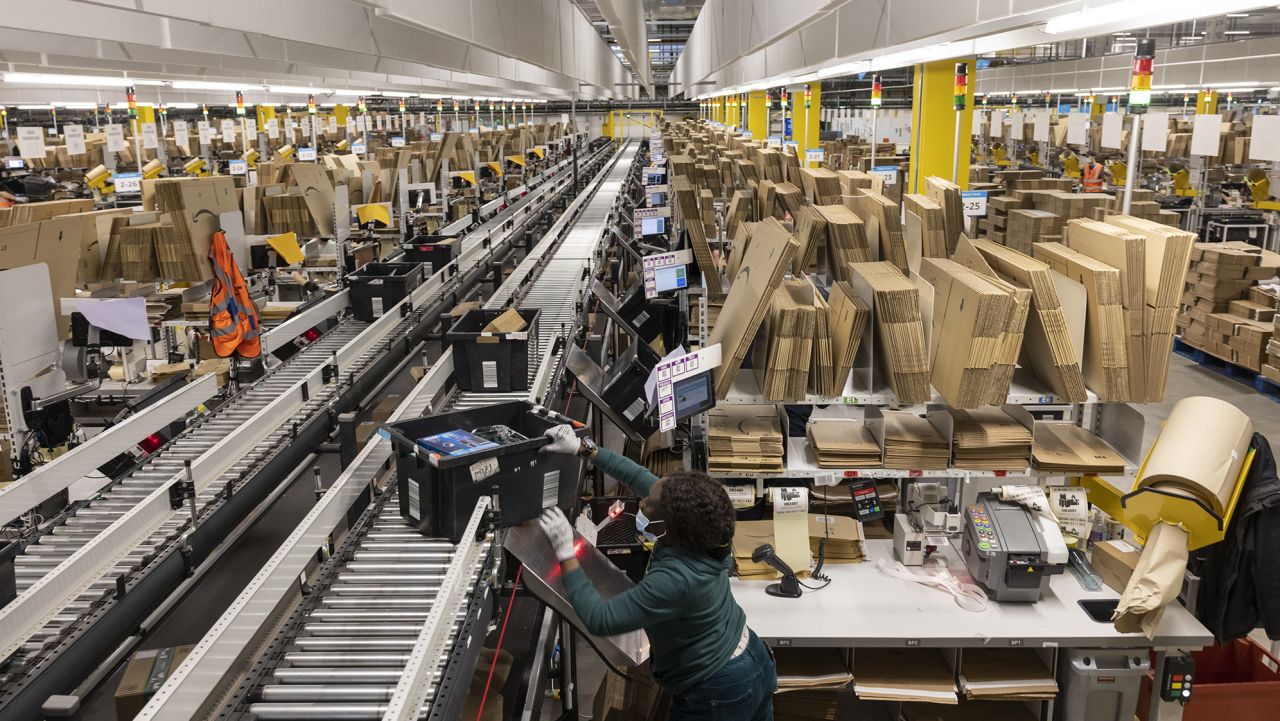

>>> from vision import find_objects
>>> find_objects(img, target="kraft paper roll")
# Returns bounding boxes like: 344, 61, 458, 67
1137, 396, 1252, 516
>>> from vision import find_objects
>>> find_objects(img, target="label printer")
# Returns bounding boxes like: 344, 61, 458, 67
961, 493, 1067, 602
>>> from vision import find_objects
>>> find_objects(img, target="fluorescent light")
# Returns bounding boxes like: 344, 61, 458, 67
1044, 0, 1265, 34
172, 80, 257, 92
4, 72, 164, 87
1224, 30, 1251, 34
1049, 88, 1079, 93
54, 102, 98, 109
169, 102, 199, 109
1181, 36, 1203, 41
267, 85, 332, 95
331, 89, 373, 97
817, 61, 872, 79
375, 91, 413, 98
1227, 12, 1251, 15
17, 104, 54, 110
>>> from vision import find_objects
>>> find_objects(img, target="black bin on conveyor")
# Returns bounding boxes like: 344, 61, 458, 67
348, 262, 424, 321
381, 401, 587, 542
446, 308, 541, 392
401, 234, 458, 274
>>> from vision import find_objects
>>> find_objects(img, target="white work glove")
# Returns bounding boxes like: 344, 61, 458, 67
541, 424, 581, 456
537, 507, 577, 563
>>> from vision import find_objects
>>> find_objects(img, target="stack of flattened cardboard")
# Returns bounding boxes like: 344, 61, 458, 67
1065, 219, 1147, 401
755, 278, 818, 400
846, 191, 908, 273
903, 193, 949, 258
810, 290, 833, 396
1034, 242, 1129, 401
754, 180, 777, 222
1178, 243, 1279, 372
880, 411, 950, 470
672, 175, 723, 294
854, 648, 958, 704
925, 176, 964, 254
965, 238, 1086, 401
949, 407, 1033, 471
774, 647, 852, 692
820, 281, 871, 396
791, 206, 827, 275
799, 167, 843, 205
808, 513, 866, 563
850, 261, 930, 402
725, 190, 751, 239
814, 205, 872, 281
774, 182, 804, 219
708, 217, 799, 398
958, 649, 1059, 701
1105, 215, 1194, 402
1004, 209, 1064, 256
775, 692, 840, 721
1031, 423, 1128, 473
919, 258, 1021, 408
807, 419, 881, 468
707, 405, 784, 474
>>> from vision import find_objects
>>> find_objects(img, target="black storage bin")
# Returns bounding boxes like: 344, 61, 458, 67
402, 234, 458, 274
349, 262, 424, 321
0, 541, 17, 608
382, 401, 587, 542
446, 308, 541, 392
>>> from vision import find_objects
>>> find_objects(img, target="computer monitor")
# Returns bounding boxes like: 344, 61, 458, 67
647, 191, 667, 207
652, 264, 687, 294
5, 158, 24, 170
643, 168, 666, 186
672, 372, 715, 420
641, 216, 665, 237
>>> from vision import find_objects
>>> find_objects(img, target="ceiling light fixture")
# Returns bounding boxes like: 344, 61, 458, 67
1044, 1, 1267, 35
172, 80, 257, 92
4, 72, 165, 87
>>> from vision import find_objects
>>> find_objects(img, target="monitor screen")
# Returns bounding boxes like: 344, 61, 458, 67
653, 264, 687, 293
641, 216, 665, 236
643, 169, 666, 186
648, 192, 667, 206
672, 373, 715, 420
5, 158, 24, 169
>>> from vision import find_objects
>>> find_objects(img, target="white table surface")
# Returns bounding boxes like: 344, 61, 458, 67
732, 540, 1212, 650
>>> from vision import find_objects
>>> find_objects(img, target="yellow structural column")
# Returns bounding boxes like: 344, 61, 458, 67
256, 105, 277, 129
602, 111, 614, 138
909, 57, 975, 193
804, 82, 821, 151
747, 90, 767, 140
335, 104, 350, 127
1196, 90, 1218, 114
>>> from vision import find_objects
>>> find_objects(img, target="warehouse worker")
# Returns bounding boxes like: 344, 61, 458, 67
1081, 152, 1107, 193
534, 425, 777, 720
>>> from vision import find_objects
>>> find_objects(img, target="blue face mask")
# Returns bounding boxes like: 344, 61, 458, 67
635, 509, 665, 542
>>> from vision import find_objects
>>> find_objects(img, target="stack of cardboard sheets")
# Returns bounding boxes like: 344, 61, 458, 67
1004, 209, 1064, 255
1178, 242, 1278, 373
814, 205, 872, 281
958, 648, 1059, 701
903, 193, 949, 258
850, 261, 930, 402
949, 408, 1033, 471
791, 206, 827, 275
755, 278, 818, 400
1031, 423, 1128, 473
925, 176, 964, 254
819, 281, 871, 396
965, 238, 1087, 401
1034, 242, 1130, 401
774, 648, 852, 692
672, 175, 723, 294
707, 405, 784, 474
880, 411, 949, 470
846, 191, 908, 272
854, 649, 958, 704
808, 513, 866, 563
807, 419, 881, 468
774, 182, 804, 219
775, 692, 840, 721
799, 168, 843, 205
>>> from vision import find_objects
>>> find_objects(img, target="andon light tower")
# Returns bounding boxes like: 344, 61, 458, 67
953, 63, 967, 183
1122, 38, 1155, 215
870, 75, 882, 171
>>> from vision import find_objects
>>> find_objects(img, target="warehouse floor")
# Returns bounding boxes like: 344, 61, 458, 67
1139, 355, 1280, 452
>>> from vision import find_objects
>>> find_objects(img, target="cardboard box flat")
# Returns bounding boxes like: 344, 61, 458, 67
1092, 538, 1142, 594
115, 645, 195, 720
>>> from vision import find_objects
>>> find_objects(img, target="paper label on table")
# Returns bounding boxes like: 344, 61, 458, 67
245, 119, 258, 137
265, 118, 279, 139
1190, 114, 1222, 157
105, 124, 126, 152
114, 172, 142, 194
16, 127, 46, 159
140, 122, 158, 149
267, 232, 305, 265
228, 159, 247, 176
961, 190, 988, 217
1142, 112, 1169, 153
73, 297, 151, 340
871, 165, 897, 187
172, 120, 189, 152
63, 124, 86, 156
221, 119, 237, 142
298, 147, 317, 161
197, 121, 213, 145
773, 487, 812, 572
725, 484, 756, 509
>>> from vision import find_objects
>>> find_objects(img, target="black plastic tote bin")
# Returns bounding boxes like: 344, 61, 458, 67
349, 262, 424, 321
402, 234, 458, 274
446, 308, 541, 392
381, 401, 587, 542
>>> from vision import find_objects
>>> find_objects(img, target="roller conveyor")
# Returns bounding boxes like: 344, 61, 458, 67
0, 147, 610, 721
186, 141, 640, 721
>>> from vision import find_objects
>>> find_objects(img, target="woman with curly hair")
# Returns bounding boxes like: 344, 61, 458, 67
534, 425, 776, 721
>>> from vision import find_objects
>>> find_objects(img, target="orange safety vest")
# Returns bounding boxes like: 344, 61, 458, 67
209, 230, 261, 358
1082, 162, 1104, 193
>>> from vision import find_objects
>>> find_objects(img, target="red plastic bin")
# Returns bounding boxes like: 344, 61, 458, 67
1138, 639, 1280, 720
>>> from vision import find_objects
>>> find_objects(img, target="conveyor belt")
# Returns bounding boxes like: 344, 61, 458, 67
234, 141, 638, 721
0, 147, 610, 721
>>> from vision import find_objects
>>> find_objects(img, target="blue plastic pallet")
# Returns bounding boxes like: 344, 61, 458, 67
1174, 337, 1280, 404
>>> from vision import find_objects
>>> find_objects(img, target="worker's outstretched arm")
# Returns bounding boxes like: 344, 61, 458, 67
562, 559, 686, 635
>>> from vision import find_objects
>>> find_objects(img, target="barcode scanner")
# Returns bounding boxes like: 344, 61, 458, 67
751, 544, 802, 598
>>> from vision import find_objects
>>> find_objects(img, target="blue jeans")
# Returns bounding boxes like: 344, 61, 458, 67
668, 631, 777, 721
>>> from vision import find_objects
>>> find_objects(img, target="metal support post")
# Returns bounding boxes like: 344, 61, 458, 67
1122, 114, 1142, 216
571, 97, 579, 194
952, 110, 963, 183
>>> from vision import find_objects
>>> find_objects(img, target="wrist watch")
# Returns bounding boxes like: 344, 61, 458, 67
577, 437, 598, 460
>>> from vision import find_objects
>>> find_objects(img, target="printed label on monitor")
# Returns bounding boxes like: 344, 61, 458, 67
482, 361, 498, 388
542, 470, 560, 508
470, 457, 499, 483
406, 479, 421, 521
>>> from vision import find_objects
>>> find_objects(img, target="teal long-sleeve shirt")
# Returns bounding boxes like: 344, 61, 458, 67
561, 448, 747, 695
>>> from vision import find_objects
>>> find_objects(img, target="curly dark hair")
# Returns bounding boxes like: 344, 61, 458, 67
658, 470, 736, 560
